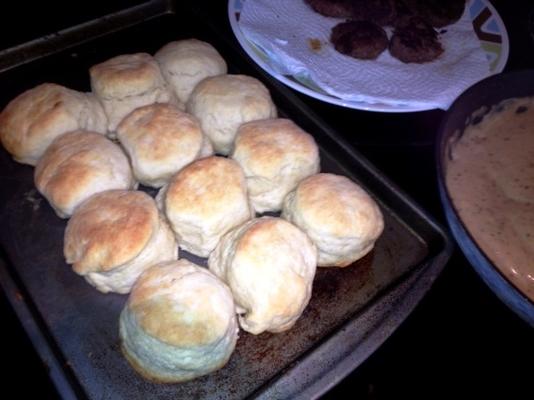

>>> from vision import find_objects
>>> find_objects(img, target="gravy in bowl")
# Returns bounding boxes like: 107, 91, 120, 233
446, 97, 534, 302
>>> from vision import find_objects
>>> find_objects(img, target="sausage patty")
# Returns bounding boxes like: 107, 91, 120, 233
330, 20, 389, 60
304, 0, 355, 18
351, 0, 397, 26
389, 16, 444, 63
398, 0, 465, 28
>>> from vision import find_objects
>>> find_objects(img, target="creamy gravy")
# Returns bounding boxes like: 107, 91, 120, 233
446, 97, 534, 302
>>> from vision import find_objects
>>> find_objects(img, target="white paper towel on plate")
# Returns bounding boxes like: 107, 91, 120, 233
239, 0, 491, 110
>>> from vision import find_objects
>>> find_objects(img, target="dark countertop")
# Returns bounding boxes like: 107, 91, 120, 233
2, 0, 533, 398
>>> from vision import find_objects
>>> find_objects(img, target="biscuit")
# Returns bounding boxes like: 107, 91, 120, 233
90, 53, 179, 134
208, 217, 317, 334
0, 83, 107, 166
155, 39, 227, 104
120, 259, 238, 382
231, 118, 320, 213
64, 190, 178, 293
161, 156, 254, 257
186, 74, 277, 155
282, 173, 384, 267
34, 130, 135, 218
116, 103, 212, 188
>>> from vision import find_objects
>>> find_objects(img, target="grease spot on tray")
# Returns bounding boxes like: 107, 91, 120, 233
23, 188, 42, 212
308, 38, 322, 52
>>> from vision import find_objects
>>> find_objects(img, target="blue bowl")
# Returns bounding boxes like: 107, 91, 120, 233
436, 69, 534, 327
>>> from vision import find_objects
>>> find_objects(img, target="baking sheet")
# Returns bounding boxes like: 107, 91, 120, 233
0, 5, 453, 399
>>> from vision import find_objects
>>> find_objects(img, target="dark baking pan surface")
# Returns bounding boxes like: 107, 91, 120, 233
0, 4, 453, 400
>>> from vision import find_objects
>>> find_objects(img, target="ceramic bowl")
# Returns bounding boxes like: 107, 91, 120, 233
436, 69, 534, 327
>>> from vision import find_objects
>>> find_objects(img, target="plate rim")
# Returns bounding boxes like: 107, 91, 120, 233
228, 0, 510, 113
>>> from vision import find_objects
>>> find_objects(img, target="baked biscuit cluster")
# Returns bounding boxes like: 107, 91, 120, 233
0, 38, 384, 383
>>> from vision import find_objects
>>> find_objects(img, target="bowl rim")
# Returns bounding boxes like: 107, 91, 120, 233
435, 69, 534, 312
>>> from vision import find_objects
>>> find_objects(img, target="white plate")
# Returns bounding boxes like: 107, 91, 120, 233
229, 0, 509, 113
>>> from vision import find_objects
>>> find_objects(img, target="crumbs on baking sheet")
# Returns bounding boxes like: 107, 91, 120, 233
308, 38, 322, 52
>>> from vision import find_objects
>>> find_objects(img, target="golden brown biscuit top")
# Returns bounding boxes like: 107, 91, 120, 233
235, 217, 312, 267
155, 38, 227, 70
128, 260, 232, 346
117, 103, 202, 163
165, 156, 248, 221
230, 217, 317, 319
34, 130, 129, 207
236, 217, 289, 255
64, 190, 159, 274
193, 74, 268, 97
189, 74, 275, 117
90, 53, 164, 98
295, 173, 383, 237
0, 83, 87, 158
233, 118, 319, 178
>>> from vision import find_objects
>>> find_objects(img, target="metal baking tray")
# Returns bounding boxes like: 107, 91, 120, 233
0, 2, 453, 399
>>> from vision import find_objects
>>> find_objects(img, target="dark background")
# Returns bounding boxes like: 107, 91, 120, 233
1, 0, 533, 398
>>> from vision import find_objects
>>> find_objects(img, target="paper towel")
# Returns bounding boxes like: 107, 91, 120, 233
239, 0, 491, 110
